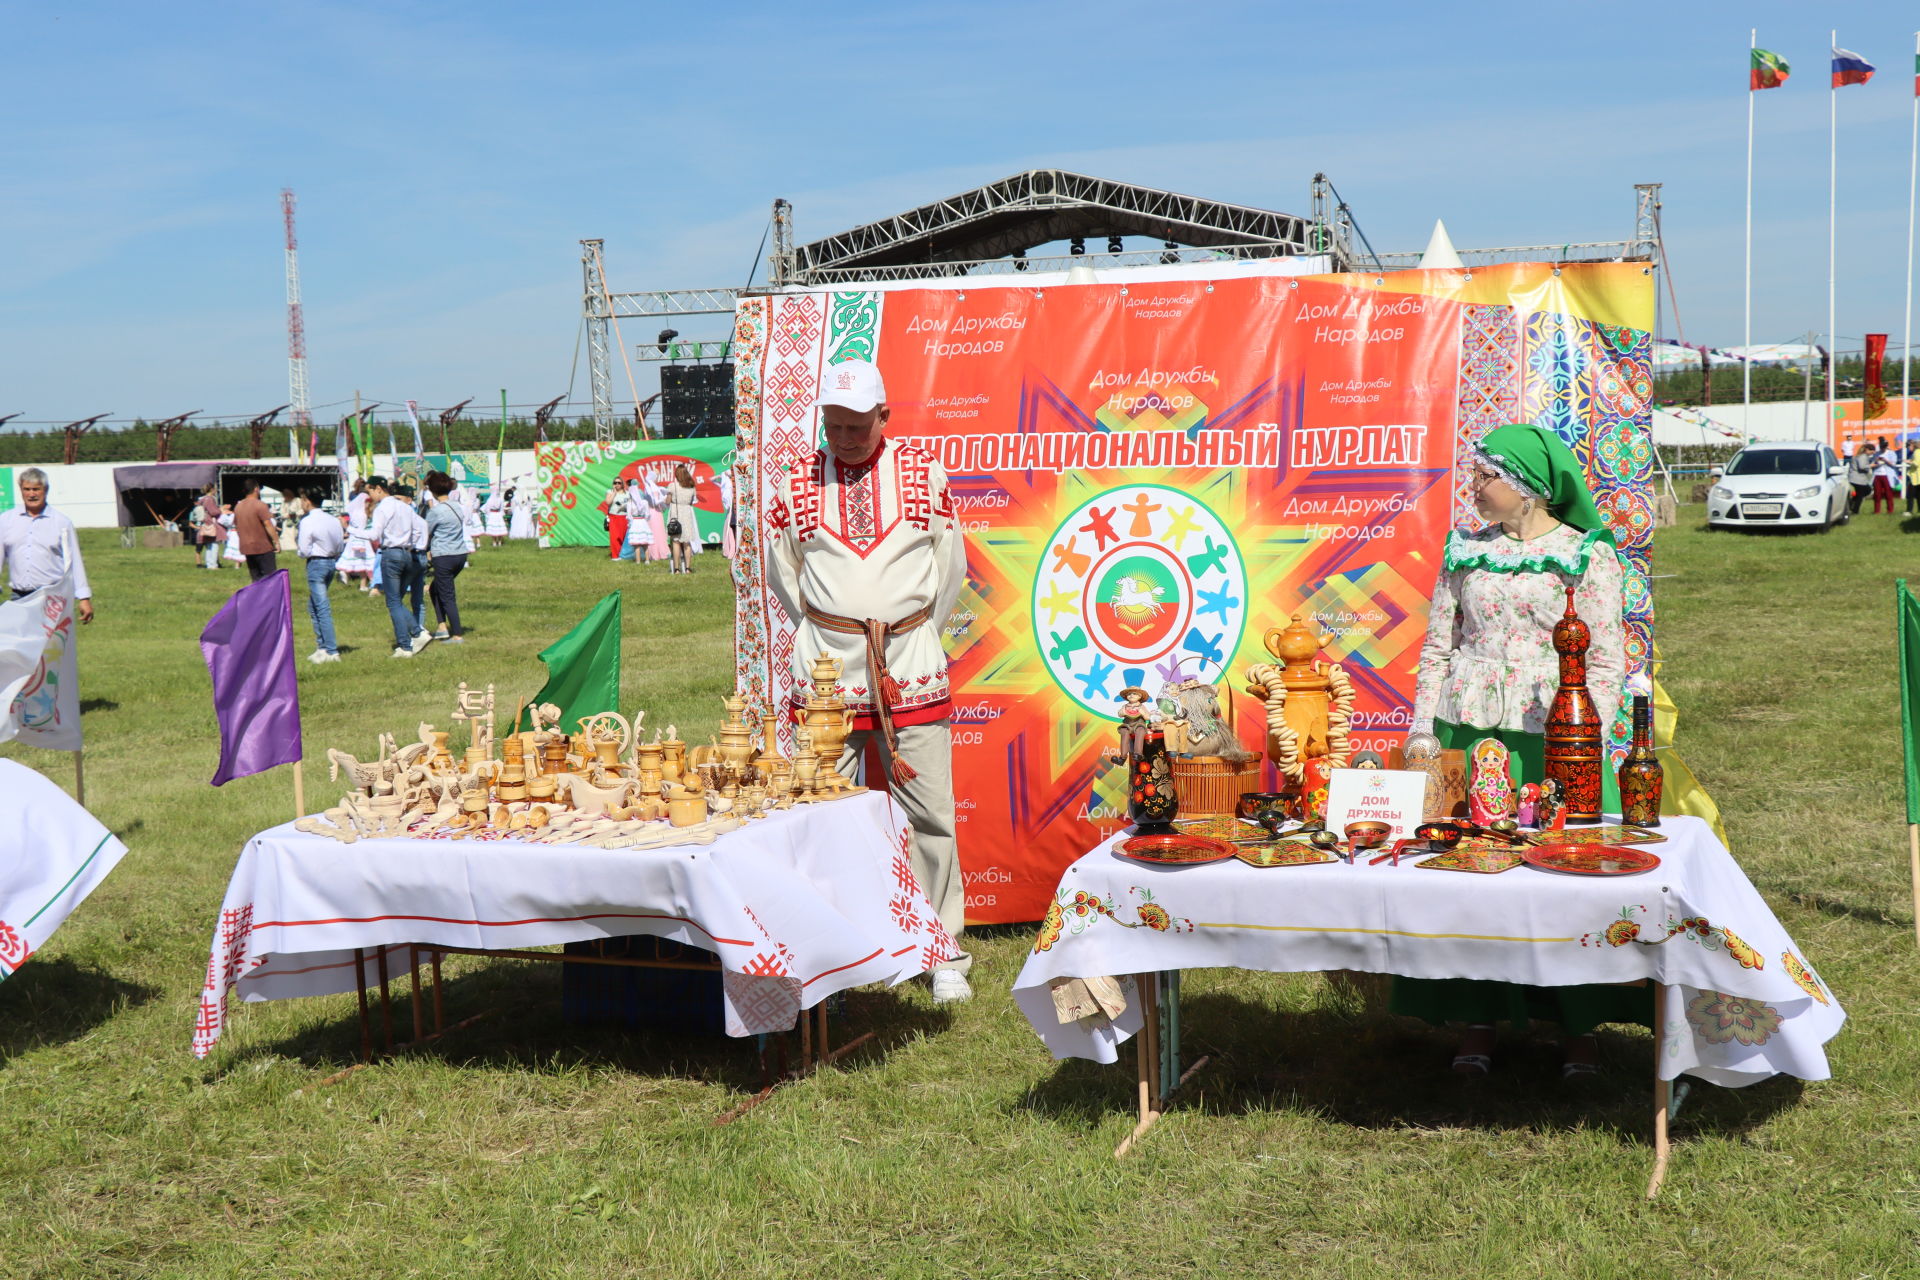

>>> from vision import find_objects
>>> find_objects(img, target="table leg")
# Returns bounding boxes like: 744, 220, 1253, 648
354, 948, 372, 1061
1116, 973, 1161, 1159
408, 944, 424, 1044
430, 950, 445, 1035
1646, 983, 1673, 1200
816, 1001, 830, 1062
376, 946, 394, 1054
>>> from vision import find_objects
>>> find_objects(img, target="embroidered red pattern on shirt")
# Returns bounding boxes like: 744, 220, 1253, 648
836, 455, 882, 550
898, 448, 935, 530
787, 456, 824, 543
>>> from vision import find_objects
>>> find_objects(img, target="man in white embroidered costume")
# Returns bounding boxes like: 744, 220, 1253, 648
766, 359, 973, 1002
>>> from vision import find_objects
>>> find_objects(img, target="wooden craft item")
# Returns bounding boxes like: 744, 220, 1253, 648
1234, 842, 1339, 868
1414, 848, 1525, 874
1466, 738, 1515, 826
1618, 693, 1664, 827
1544, 584, 1605, 824
1243, 614, 1355, 782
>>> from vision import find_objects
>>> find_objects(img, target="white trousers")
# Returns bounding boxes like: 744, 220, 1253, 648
837, 719, 968, 975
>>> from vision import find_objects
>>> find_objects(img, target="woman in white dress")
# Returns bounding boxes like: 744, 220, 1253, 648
457, 483, 483, 552
482, 489, 508, 548
220, 506, 243, 565
667, 463, 701, 575
507, 486, 535, 540
339, 486, 377, 590
623, 478, 654, 563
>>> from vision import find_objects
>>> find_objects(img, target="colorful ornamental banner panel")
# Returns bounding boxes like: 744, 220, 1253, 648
732, 263, 1655, 923
535, 437, 733, 548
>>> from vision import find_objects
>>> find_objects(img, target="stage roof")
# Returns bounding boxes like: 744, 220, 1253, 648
794, 170, 1333, 281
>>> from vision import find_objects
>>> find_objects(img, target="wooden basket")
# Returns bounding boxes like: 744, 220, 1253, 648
1169, 755, 1265, 818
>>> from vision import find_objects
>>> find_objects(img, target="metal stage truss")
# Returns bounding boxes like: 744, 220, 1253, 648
578, 175, 1659, 441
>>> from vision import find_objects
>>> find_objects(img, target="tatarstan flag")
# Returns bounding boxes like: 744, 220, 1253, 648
1751, 47, 1790, 90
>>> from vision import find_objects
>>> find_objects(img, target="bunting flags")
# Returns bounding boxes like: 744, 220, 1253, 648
1833, 46, 1876, 88
1751, 48, 1790, 90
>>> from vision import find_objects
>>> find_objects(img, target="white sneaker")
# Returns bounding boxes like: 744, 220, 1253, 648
318, 651, 341, 663
409, 630, 434, 653
930, 971, 972, 1004
307, 649, 328, 665
391, 646, 414, 659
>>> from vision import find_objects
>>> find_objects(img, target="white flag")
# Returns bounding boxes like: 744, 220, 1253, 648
0, 578, 83, 752
0, 759, 126, 981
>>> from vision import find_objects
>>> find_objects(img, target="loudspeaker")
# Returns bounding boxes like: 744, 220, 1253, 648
660, 363, 735, 439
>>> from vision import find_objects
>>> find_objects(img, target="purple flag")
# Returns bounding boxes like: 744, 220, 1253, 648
200, 571, 302, 786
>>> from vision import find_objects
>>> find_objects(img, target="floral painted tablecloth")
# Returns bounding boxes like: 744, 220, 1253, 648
1013, 817, 1843, 1086
194, 792, 958, 1056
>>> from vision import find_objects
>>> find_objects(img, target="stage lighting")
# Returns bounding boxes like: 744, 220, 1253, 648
1013, 248, 1027, 272
1107, 237, 1123, 255
656, 328, 679, 353
1160, 239, 1180, 265
1070, 237, 1085, 256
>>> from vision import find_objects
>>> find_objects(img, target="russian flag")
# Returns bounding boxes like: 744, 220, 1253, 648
1832, 46, 1875, 88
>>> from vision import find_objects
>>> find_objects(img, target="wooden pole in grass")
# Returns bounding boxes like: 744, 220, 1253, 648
1910, 824, 1920, 949
292, 759, 305, 822
74, 750, 85, 806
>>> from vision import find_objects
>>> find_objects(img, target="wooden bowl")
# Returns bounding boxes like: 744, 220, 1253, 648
1344, 820, 1392, 850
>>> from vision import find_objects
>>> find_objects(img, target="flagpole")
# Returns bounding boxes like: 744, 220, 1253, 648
1746, 28, 1756, 419
287, 568, 305, 821
1906, 31, 1918, 434
1829, 30, 1839, 444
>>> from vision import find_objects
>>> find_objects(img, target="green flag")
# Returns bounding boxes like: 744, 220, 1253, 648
1899, 579, 1920, 825
519, 591, 622, 735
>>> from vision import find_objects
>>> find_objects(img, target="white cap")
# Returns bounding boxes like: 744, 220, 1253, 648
817, 359, 886, 413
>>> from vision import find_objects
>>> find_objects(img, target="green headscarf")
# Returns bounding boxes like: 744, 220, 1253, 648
1474, 423, 1615, 546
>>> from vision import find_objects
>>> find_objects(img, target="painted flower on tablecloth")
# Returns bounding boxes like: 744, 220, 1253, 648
1782, 951, 1831, 1006
0, 920, 29, 969
1033, 901, 1065, 953
1719, 927, 1764, 971
1124, 887, 1192, 934
1603, 915, 1641, 948
1685, 991, 1782, 1047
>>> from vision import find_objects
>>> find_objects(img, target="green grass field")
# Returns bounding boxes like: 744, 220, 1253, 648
3, 515, 1918, 1279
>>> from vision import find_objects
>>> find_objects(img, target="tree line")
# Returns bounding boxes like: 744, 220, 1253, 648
0, 416, 617, 466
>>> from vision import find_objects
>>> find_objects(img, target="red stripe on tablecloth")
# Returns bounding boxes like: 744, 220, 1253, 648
246, 911, 753, 947
801, 947, 886, 987
242, 949, 406, 980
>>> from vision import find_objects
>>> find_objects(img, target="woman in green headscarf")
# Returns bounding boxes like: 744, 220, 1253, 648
1394, 423, 1644, 1078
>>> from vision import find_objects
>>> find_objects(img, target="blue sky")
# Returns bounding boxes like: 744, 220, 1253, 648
7, 1, 1920, 427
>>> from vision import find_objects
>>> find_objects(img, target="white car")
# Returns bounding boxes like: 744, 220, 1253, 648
1707, 441, 1850, 531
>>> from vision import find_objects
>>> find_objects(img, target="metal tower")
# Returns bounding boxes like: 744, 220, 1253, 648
282, 189, 310, 458
1630, 183, 1661, 264
581, 239, 615, 442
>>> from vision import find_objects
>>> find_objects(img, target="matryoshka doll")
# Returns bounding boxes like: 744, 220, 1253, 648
1467, 737, 1516, 826
1515, 782, 1541, 828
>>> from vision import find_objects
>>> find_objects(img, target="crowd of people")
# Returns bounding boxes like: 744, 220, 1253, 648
597, 464, 734, 573
1844, 435, 1920, 516
176, 473, 533, 665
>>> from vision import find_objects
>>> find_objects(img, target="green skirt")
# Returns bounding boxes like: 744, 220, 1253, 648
1392, 720, 1643, 1034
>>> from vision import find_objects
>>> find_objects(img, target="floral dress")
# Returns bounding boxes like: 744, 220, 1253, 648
1412, 522, 1626, 748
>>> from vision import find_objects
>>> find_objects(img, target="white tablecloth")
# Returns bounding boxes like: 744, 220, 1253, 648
193, 792, 958, 1056
0, 760, 128, 982
1013, 817, 1844, 1087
